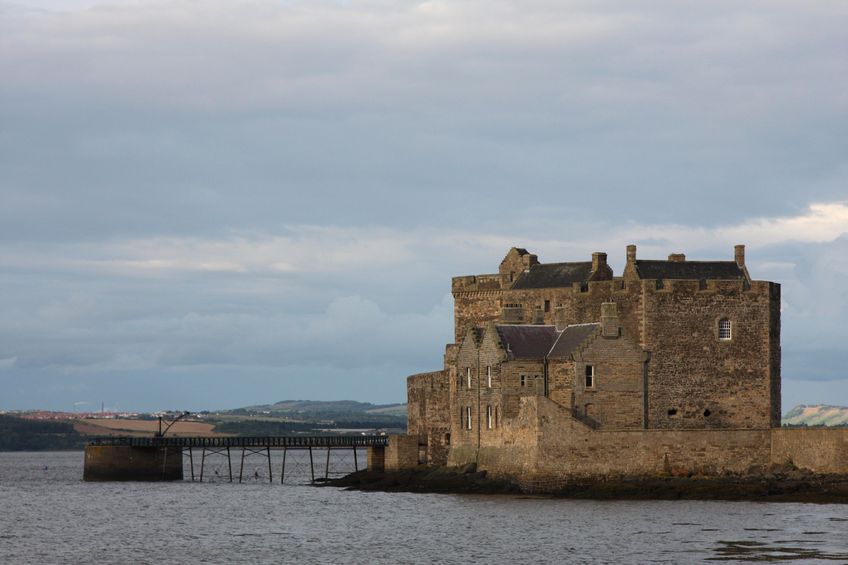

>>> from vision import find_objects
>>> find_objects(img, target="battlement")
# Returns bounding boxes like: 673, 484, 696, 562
453, 245, 760, 297
451, 274, 503, 293
453, 276, 777, 299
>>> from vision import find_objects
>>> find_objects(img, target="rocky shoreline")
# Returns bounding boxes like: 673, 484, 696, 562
321, 464, 848, 503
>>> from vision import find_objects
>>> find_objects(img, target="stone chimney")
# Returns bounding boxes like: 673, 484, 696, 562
531, 308, 545, 325
592, 252, 607, 272
734, 244, 745, 267
554, 306, 568, 331
601, 302, 619, 338
626, 244, 637, 265
668, 253, 686, 262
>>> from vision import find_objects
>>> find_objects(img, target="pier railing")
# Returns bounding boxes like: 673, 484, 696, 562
86, 435, 389, 449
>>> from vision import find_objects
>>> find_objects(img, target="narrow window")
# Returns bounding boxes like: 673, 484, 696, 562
486, 405, 493, 429
467, 367, 472, 389
544, 300, 550, 313
495, 406, 499, 428
719, 318, 732, 341
585, 365, 594, 388
487, 366, 492, 388
520, 375, 526, 387
466, 406, 472, 430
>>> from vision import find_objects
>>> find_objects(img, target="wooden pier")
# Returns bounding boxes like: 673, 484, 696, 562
84, 435, 389, 482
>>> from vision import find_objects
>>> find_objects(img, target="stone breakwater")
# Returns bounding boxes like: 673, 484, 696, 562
324, 463, 848, 503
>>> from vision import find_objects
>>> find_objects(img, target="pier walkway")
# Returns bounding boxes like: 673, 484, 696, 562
86, 435, 388, 483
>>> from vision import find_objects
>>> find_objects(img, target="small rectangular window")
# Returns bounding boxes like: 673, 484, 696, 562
466, 406, 472, 430
544, 300, 550, 313
467, 367, 472, 388
486, 405, 493, 429
719, 319, 732, 340
520, 375, 526, 387
585, 365, 594, 388
486, 366, 492, 388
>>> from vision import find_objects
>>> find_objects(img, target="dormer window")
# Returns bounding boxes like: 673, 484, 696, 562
719, 318, 732, 341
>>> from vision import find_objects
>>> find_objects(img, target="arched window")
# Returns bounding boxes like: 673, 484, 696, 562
718, 318, 732, 340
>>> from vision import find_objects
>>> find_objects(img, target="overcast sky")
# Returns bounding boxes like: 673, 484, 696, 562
1, 0, 846, 412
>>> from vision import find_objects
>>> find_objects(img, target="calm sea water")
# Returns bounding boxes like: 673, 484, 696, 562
2, 451, 848, 564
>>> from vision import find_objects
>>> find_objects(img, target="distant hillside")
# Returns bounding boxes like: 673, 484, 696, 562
220, 400, 407, 431
782, 405, 848, 427
0, 414, 85, 450
235, 400, 406, 418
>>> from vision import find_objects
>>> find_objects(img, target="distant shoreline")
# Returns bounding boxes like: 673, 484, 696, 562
323, 466, 848, 504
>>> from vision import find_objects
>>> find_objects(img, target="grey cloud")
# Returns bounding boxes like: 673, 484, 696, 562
1, 0, 847, 410
1, 0, 846, 244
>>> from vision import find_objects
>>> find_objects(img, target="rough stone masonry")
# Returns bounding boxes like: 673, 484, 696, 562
387, 244, 847, 486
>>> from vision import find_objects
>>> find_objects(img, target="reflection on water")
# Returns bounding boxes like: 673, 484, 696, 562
711, 540, 848, 562
1, 452, 847, 564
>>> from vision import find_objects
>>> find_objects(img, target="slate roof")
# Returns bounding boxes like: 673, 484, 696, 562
548, 323, 600, 359
495, 325, 559, 360
511, 262, 594, 289
633, 260, 745, 280
495, 323, 600, 361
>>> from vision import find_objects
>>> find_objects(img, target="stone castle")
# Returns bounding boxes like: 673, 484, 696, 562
380, 245, 847, 489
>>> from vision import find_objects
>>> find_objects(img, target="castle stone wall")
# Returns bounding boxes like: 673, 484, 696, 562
771, 428, 848, 474
453, 275, 779, 430
407, 370, 450, 465
446, 398, 848, 484
385, 434, 419, 471
642, 279, 779, 429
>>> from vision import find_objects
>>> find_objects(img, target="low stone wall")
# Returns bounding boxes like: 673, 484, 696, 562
771, 428, 848, 473
451, 398, 848, 484
385, 435, 419, 471
367, 446, 385, 471
84, 445, 183, 481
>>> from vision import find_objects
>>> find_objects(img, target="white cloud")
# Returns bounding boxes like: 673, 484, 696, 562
1, 202, 847, 279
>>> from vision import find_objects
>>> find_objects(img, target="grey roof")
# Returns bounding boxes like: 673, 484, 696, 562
511, 262, 594, 289
495, 325, 559, 360
634, 260, 745, 280
548, 324, 600, 359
